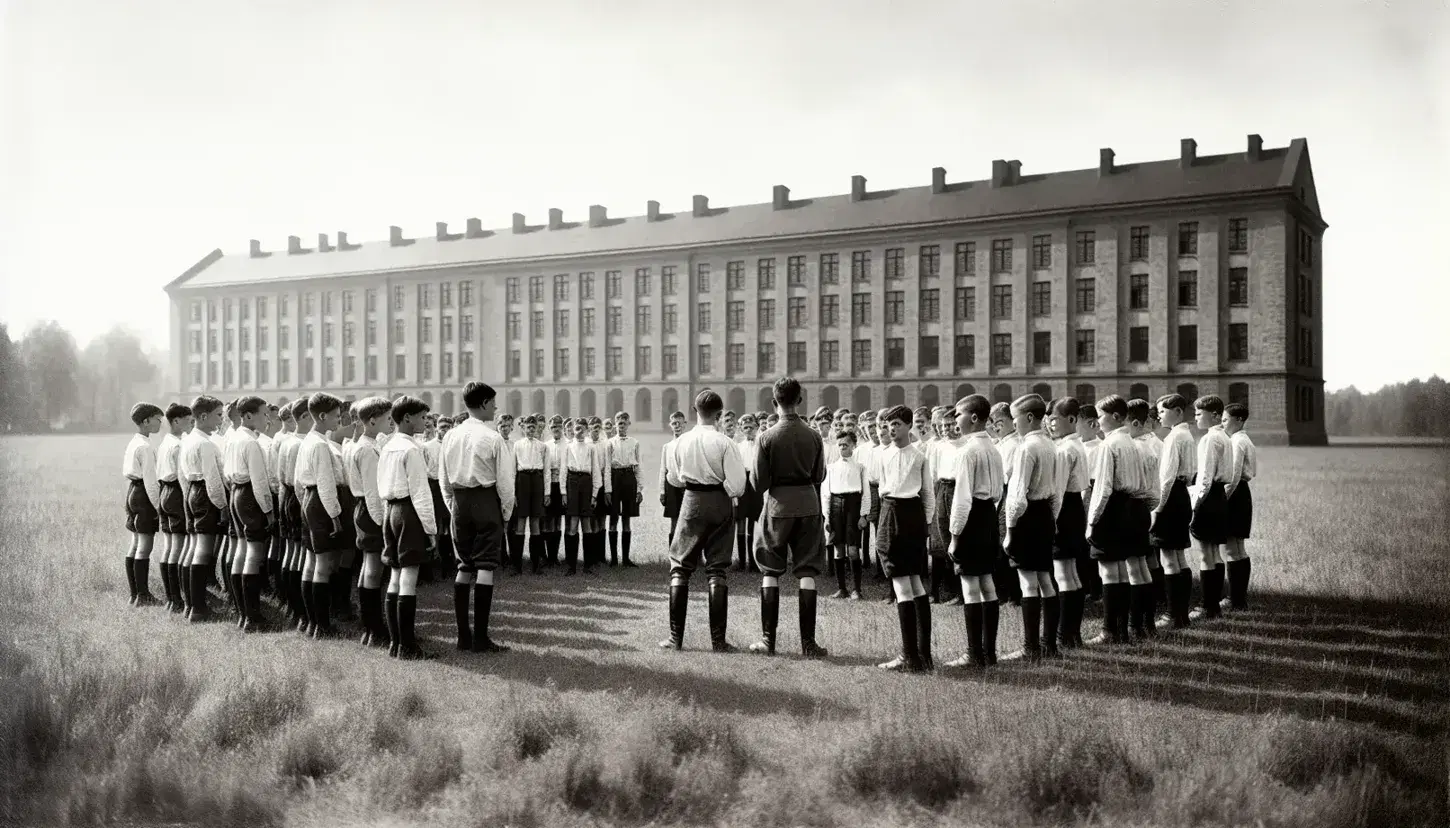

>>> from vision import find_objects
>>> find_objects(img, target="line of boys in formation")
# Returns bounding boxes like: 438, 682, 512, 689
655, 378, 1258, 672
118, 381, 660, 660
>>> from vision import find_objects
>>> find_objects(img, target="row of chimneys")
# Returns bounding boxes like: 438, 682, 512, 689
249, 135, 1268, 258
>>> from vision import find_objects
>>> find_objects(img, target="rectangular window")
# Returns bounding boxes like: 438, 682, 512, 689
365, 320, 376, 346
919, 289, 940, 322
459, 282, 472, 306
305, 322, 316, 348
508, 351, 520, 379
505, 278, 519, 305
787, 255, 805, 286
365, 289, 377, 313
1032, 234, 1051, 269
955, 286, 976, 321
636, 305, 651, 334
637, 346, 651, 376
919, 336, 939, 369
1075, 230, 1096, 264
1178, 325, 1198, 362
728, 301, 744, 332
990, 239, 1012, 272
1228, 218, 1249, 252
758, 342, 776, 373
278, 359, 289, 384
663, 345, 678, 375
417, 284, 431, 310
342, 321, 355, 348
554, 274, 570, 302
1228, 323, 1249, 361
697, 302, 712, 331
580, 272, 595, 300
919, 244, 940, 278
885, 291, 905, 325
1130, 226, 1150, 261
822, 340, 840, 373
1178, 221, 1199, 256
366, 355, 377, 381
757, 258, 776, 290
555, 310, 570, 337
1129, 327, 1149, 362
606, 270, 622, 299
240, 299, 251, 321
955, 241, 976, 276
554, 348, 569, 378
788, 296, 808, 328
439, 283, 451, 308
532, 311, 545, 338
607, 346, 622, 377
1074, 329, 1095, 364
1130, 274, 1149, 310
440, 316, 453, 343
696, 263, 711, 293
278, 326, 289, 349
1178, 270, 1198, 308
884, 248, 904, 279
441, 352, 452, 379
344, 356, 356, 384
1032, 331, 1051, 366
258, 360, 269, 385
420, 318, 432, 343
662, 265, 677, 296
634, 267, 651, 297
991, 333, 1011, 367
240, 360, 252, 386
758, 299, 775, 331
1031, 282, 1051, 317
851, 293, 871, 327
954, 334, 975, 368
584, 348, 596, 376
727, 261, 745, 291
851, 250, 872, 282
459, 351, 473, 378
240, 327, 251, 350
393, 354, 406, 380
607, 306, 621, 336
788, 341, 806, 372
418, 353, 431, 381
820, 295, 839, 327
886, 338, 905, 369
852, 339, 871, 372
819, 253, 839, 284
991, 284, 1012, 319
1075, 277, 1095, 313
697, 345, 712, 374
534, 349, 545, 376
460, 314, 474, 343
582, 308, 595, 337
1299, 230, 1315, 266
663, 304, 677, 334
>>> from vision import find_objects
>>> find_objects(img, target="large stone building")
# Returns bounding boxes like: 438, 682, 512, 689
165, 134, 1326, 445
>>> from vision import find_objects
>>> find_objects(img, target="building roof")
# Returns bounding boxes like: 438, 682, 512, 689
170, 135, 1320, 291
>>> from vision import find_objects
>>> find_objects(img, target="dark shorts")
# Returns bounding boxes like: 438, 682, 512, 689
930, 478, 955, 557
229, 481, 271, 543
668, 485, 736, 582
515, 469, 547, 518
278, 485, 295, 541
125, 478, 159, 535
565, 471, 594, 518
950, 497, 1000, 578
609, 467, 639, 518
383, 497, 430, 569
224, 482, 239, 538
285, 484, 305, 542
868, 483, 882, 523
428, 478, 452, 534
302, 485, 347, 553
1089, 491, 1148, 563
1226, 481, 1253, 540
451, 485, 504, 573
546, 480, 566, 518
1006, 499, 1057, 572
1053, 491, 1088, 561
827, 492, 864, 548
158, 480, 186, 534
736, 474, 762, 522
662, 481, 684, 519
1190, 481, 1230, 545
1150, 479, 1193, 550
354, 497, 384, 553
875, 496, 928, 579
335, 488, 358, 559
593, 485, 611, 519
185, 479, 223, 535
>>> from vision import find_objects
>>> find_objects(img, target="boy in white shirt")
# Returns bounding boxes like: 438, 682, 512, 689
608, 412, 642, 567
821, 431, 870, 599
156, 403, 192, 614
874, 405, 935, 673
122, 402, 165, 606
1223, 403, 1257, 611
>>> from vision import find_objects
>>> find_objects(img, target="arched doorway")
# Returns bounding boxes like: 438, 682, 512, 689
852, 385, 872, 413
992, 383, 1012, 404
758, 387, 773, 412
727, 387, 747, 415
662, 387, 679, 422
532, 389, 546, 414
555, 389, 571, 417
1176, 382, 1199, 404
921, 385, 940, 410
822, 385, 840, 412
441, 390, 454, 416
887, 385, 905, 406
506, 390, 522, 417
1228, 382, 1249, 407
1130, 383, 1150, 401
607, 388, 624, 418
635, 388, 651, 421
1074, 383, 1096, 404
420, 391, 434, 409
580, 388, 596, 417
1032, 382, 1051, 401
954, 383, 975, 402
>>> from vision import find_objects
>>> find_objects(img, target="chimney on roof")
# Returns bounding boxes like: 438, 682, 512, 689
436, 222, 463, 241
931, 167, 947, 195
287, 235, 310, 255
1180, 138, 1197, 169
850, 175, 867, 202
548, 208, 565, 230
317, 233, 334, 252
588, 205, 608, 227
248, 239, 271, 258
337, 231, 361, 251
772, 185, 790, 210
389, 226, 414, 247
1246, 134, 1263, 161
991, 159, 1010, 188
1006, 160, 1021, 184
512, 213, 527, 234
647, 200, 661, 222
465, 218, 490, 239
692, 195, 710, 217
1099, 148, 1115, 177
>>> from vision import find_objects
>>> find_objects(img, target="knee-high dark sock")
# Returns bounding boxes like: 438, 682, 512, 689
300, 578, 315, 628
929, 563, 943, 603
1112, 583, 1133, 641
291, 572, 307, 620
735, 533, 748, 569
1042, 594, 1061, 654
398, 595, 420, 653
189, 564, 213, 619
473, 583, 508, 651
1134, 584, 1157, 638
564, 534, 579, 572
384, 592, 399, 651
758, 586, 779, 654
893, 600, 922, 670
507, 534, 524, 573
453, 583, 473, 649
964, 603, 986, 666
1202, 568, 1224, 618
546, 531, 561, 564
528, 536, 544, 573
313, 581, 335, 633
850, 558, 863, 594
356, 587, 375, 642
1170, 570, 1192, 626
1060, 590, 1084, 645
242, 573, 265, 629
1019, 596, 1042, 657
158, 563, 173, 605
124, 554, 138, 600
665, 583, 689, 649
1150, 566, 1167, 611
982, 600, 1000, 664
608, 530, 619, 565
331, 570, 354, 620
835, 559, 848, 594
914, 595, 933, 668
133, 558, 155, 601
1228, 558, 1251, 609
621, 531, 634, 566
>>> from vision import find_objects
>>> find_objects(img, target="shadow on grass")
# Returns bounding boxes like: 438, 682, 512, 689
971, 589, 1449, 738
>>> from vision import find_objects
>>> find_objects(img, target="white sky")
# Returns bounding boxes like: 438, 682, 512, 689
3, 0, 1446, 391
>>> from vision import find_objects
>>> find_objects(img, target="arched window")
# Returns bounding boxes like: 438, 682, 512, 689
661, 388, 679, 423
580, 389, 596, 417
758, 387, 773, 412
1074, 383, 1096, 405
1176, 383, 1199, 405
921, 385, 940, 409
954, 383, 975, 403
821, 385, 841, 411
1228, 382, 1249, 408
992, 383, 1013, 404
634, 388, 651, 421
1129, 383, 1150, 401
1031, 383, 1051, 401
607, 388, 624, 418
531, 389, 546, 415
887, 385, 906, 406
852, 385, 872, 413
506, 390, 522, 417
727, 387, 747, 415
440, 390, 455, 416
555, 389, 571, 417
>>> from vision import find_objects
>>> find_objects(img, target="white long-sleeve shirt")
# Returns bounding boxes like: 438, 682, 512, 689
996, 432, 1022, 485
874, 442, 933, 524
1087, 429, 1149, 526
562, 439, 602, 504
1134, 432, 1162, 511
179, 428, 226, 509
347, 433, 385, 525
1005, 430, 1060, 528
1157, 423, 1196, 508
664, 424, 746, 498
1193, 426, 1234, 506
947, 432, 1004, 537
657, 438, 677, 492
122, 434, 160, 509
293, 431, 342, 519
223, 426, 274, 513
589, 437, 614, 494
258, 432, 278, 493
1053, 434, 1090, 519
820, 457, 871, 518
277, 432, 302, 491
1227, 430, 1257, 499
514, 436, 553, 481
422, 438, 442, 479
546, 438, 567, 488
438, 418, 516, 522
156, 433, 182, 483
377, 432, 437, 536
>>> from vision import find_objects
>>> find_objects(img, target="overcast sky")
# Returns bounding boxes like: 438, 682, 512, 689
3, 0, 1446, 391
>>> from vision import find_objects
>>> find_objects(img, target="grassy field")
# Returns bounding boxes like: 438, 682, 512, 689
1, 433, 1447, 827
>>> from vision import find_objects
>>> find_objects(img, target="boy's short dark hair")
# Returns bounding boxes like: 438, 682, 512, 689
1224, 402, 1249, 421
1194, 395, 1225, 416
548, 414, 563, 425
290, 397, 312, 420
955, 394, 990, 422
224, 399, 238, 419
462, 381, 496, 410
1155, 393, 1186, 415
307, 392, 344, 419
694, 390, 724, 418
130, 402, 163, 425
279, 405, 295, 422
358, 396, 393, 422
836, 430, 858, 444
390, 395, 430, 424
722, 410, 737, 420
913, 406, 930, 418
834, 407, 851, 418
883, 405, 913, 425
191, 395, 223, 416
1010, 394, 1047, 420
989, 402, 1012, 421
1050, 397, 1080, 419
1126, 398, 1151, 424
1095, 394, 1128, 420
812, 405, 831, 420
669, 410, 686, 420
586, 416, 602, 426
1079, 403, 1099, 422
453, 412, 468, 425
237, 396, 268, 417
738, 412, 757, 426
498, 413, 515, 424
772, 377, 803, 407
165, 403, 192, 422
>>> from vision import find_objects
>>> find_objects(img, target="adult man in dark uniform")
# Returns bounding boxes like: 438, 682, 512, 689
660, 390, 746, 652
749, 377, 829, 658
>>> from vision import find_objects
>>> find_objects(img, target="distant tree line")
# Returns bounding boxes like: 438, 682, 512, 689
1325, 376, 1450, 438
0, 321, 164, 433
